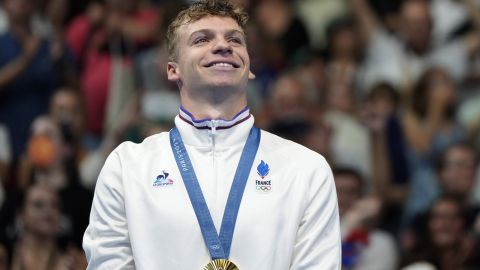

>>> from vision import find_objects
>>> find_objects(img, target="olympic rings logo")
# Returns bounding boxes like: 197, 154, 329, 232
256, 185, 271, 191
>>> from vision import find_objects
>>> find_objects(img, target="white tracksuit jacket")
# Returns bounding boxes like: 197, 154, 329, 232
83, 108, 341, 270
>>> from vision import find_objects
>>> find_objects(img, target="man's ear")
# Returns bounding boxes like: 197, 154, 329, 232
248, 70, 256, 80
167, 61, 180, 82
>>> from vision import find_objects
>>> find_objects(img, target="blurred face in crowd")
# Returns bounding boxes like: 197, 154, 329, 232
439, 146, 477, 198
326, 77, 354, 113
22, 183, 60, 238
107, 0, 137, 13
28, 116, 63, 169
399, 0, 432, 54
50, 89, 84, 136
270, 74, 307, 119
167, 16, 253, 94
330, 26, 359, 60
428, 199, 464, 248
4, 0, 36, 23
335, 173, 362, 217
45, 0, 68, 26
368, 86, 398, 117
426, 69, 455, 106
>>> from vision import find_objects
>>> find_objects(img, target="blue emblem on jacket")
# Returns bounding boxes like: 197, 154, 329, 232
257, 160, 270, 179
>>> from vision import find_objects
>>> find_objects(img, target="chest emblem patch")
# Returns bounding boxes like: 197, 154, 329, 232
255, 160, 271, 192
153, 170, 174, 187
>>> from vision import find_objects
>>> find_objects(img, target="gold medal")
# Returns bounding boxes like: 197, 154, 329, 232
203, 259, 239, 270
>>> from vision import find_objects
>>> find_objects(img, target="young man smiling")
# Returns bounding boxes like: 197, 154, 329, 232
83, 1, 341, 269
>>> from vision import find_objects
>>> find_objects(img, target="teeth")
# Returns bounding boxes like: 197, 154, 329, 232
212, 62, 233, 67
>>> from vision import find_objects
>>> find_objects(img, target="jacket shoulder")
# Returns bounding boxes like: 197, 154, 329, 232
114, 131, 170, 158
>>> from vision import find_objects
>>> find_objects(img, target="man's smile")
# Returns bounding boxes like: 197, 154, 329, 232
204, 60, 240, 69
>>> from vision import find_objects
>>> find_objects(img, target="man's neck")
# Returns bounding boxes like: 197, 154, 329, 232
180, 102, 247, 120
179, 88, 247, 120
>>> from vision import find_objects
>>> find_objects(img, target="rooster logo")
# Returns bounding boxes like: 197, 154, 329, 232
153, 171, 174, 186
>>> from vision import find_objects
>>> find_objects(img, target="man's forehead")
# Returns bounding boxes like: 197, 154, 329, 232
178, 16, 244, 38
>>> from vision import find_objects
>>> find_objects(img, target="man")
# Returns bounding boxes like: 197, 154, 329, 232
333, 167, 398, 270
83, 1, 341, 269
350, 0, 480, 92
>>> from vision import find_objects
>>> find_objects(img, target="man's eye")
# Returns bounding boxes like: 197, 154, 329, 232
194, 38, 208, 44
229, 38, 243, 44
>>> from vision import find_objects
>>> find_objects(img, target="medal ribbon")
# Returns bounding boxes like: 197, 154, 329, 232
170, 126, 260, 259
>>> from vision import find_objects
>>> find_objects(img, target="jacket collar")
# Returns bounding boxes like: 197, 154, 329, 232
174, 106, 254, 148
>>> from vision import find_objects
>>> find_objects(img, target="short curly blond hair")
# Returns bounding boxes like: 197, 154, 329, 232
166, 0, 248, 61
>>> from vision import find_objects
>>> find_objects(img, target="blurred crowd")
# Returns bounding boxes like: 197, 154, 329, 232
0, 0, 479, 269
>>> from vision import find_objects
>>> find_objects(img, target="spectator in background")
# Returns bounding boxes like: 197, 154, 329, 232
362, 82, 410, 234
403, 67, 467, 221
323, 16, 365, 94
402, 196, 480, 270
0, 0, 75, 174
48, 87, 136, 189
334, 167, 398, 270
264, 73, 310, 141
291, 50, 326, 106
350, 0, 480, 92
9, 182, 86, 270
66, 0, 159, 147
254, 0, 310, 71
135, 3, 182, 128
324, 73, 372, 185
436, 143, 479, 206
8, 115, 93, 249
402, 143, 480, 269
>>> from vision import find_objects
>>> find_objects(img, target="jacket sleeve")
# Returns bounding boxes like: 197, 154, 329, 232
83, 148, 136, 269
290, 157, 341, 270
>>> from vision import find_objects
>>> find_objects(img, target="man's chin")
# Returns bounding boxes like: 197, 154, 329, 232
205, 80, 243, 90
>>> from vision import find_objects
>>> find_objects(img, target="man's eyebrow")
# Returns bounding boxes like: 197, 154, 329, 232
188, 29, 214, 40
225, 29, 245, 37
188, 29, 246, 40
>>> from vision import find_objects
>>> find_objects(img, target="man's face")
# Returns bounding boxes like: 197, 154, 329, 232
22, 185, 60, 237
399, 0, 432, 53
439, 146, 477, 198
429, 200, 464, 248
4, 0, 36, 22
167, 16, 253, 92
334, 174, 362, 217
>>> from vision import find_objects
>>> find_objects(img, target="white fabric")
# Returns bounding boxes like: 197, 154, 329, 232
431, 0, 469, 46
324, 111, 372, 184
0, 7, 6, 34
83, 111, 341, 270
295, 0, 348, 49
0, 125, 10, 164
401, 262, 437, 270
362, 29, 468, 92
0, 124, 8, 208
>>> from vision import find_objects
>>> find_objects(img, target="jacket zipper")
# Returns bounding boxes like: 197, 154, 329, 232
211, 120, 218, 221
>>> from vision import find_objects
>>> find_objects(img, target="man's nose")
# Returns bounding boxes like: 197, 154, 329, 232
212, 39, 233, 54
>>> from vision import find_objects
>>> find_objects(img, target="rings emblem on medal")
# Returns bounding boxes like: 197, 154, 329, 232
204, 259, 239, 270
